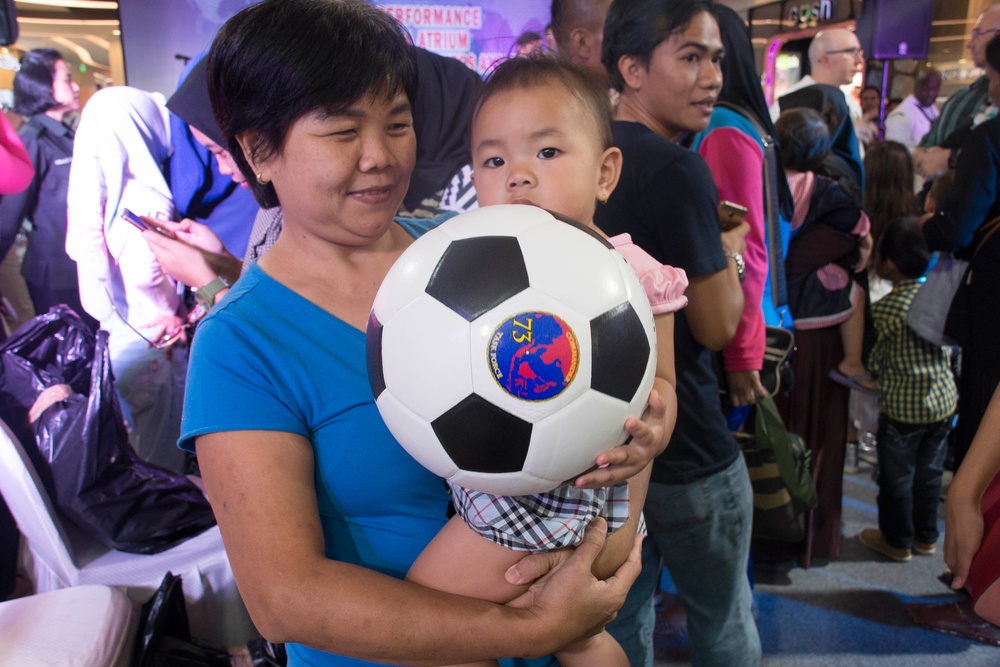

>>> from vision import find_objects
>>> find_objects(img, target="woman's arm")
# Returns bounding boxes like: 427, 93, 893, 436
0, 112, 32, 195
197, 429, 641, 664
923, 122, 1000, 253
945, 384, 1000, 590
698, 127, 768, 403
142, 219, 242, 302
578, 312, 677, 576
685, 223, 748, 352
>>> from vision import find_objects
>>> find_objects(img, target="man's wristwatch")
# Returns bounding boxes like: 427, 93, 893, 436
724, 250, 746, 283
194, 275, 231, 310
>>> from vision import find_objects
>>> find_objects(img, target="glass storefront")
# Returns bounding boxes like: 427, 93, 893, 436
1, 0, 121, 116
749, 0, 986, 111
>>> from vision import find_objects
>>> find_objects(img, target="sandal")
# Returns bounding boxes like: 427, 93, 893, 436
908, 600, 1000, 646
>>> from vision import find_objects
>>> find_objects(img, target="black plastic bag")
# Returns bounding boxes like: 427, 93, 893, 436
134, 573, 286, 667
0, 306, 216, 555
133, 572, 229, 667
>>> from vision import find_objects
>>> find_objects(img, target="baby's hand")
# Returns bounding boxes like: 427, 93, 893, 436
574, 388, 668, 489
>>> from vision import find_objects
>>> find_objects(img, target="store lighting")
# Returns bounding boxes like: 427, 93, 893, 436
14, 0, 118, 9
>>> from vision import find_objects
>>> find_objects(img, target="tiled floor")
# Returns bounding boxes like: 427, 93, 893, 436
652, 464, 1000, 666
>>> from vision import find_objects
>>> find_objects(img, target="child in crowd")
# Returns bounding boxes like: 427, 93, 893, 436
923, 170, 955, 216
775, 108, 874, 392
405, 56, 687, 667
858, 217, 958, 562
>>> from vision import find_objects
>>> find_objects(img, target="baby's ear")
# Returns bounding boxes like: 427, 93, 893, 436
597, 146, 623, 201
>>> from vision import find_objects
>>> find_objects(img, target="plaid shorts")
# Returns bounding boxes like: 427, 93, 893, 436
449, 481, 631, 552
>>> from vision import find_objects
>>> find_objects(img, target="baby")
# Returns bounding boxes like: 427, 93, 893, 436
406, 56, 688, 667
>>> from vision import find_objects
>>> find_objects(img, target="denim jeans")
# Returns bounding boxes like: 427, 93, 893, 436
876, 414, 950, 549
606, 536, 658, 667
643, 456, 760, 667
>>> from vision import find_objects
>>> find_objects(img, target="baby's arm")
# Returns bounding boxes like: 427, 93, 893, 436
576, 312, 678, 489
407, 515, 530, 605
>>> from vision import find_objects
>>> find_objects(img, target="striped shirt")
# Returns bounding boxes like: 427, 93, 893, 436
920, 77, 989, 148
868, 280, 958, 424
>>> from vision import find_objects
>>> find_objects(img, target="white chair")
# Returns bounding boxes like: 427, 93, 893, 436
0, 418, 257, 647
0, 585, 136, 666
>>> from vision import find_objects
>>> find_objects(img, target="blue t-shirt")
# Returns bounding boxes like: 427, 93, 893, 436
180, 215, 554, 667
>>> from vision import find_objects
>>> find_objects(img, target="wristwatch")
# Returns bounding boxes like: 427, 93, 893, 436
724, 250, 746, 283
194, 275, 231, 309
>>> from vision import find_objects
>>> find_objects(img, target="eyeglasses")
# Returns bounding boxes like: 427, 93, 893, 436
826, 47, 864, 58
971, 27, 1000, 39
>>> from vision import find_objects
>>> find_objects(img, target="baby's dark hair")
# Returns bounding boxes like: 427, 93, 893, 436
926, 170, 955, 214
877, 217, 930, 280
473, 56, 613, 150
775, 107, 830, 172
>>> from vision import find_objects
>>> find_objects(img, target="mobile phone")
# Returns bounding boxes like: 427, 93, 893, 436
718, 200, 748, 231
120, 208, 148, 231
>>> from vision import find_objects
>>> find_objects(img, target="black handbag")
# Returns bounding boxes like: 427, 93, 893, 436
737, 394, 817, 542
717, 326, 795, 410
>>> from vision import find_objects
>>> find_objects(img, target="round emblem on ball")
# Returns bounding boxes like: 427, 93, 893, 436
488, 311, 579, 401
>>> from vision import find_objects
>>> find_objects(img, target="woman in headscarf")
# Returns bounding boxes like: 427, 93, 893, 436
65, 85, 188, 472
692, 3, 795, 409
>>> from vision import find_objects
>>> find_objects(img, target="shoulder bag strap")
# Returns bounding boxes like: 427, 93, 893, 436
973, 213, 1000, 257
715, 101, 787, 309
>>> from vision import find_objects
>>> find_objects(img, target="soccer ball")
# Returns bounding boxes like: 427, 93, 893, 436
366, 205, 657, 496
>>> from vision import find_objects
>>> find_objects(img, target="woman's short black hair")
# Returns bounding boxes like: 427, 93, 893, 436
474, 56, 614, 150
877, 216, 930, 280
13, 48, 64, 117
602, 0, 715, 92
207, 0, 417, 209
775, 107, 830, 172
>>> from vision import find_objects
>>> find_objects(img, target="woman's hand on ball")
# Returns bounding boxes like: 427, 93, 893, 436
574, 388, 668, 489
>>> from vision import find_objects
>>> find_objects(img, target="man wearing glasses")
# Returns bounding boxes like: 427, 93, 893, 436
770, 28, 873, 202
914, 4, 1000, 180
768, 29, 873, 140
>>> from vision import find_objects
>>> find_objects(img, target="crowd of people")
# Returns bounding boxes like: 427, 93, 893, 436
1, 0, 1000, 665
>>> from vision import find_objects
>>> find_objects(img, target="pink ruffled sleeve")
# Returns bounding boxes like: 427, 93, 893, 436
609, 234, 688, 314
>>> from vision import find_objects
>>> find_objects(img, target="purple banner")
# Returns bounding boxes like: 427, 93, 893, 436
375, 2, 551, 73
118, 0, 551, 95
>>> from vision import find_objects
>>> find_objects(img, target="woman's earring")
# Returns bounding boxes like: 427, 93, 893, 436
256, 172, 269, 185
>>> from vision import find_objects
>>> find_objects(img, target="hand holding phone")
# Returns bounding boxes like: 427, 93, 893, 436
718, 200, 748, 232
122, 208, 174, 236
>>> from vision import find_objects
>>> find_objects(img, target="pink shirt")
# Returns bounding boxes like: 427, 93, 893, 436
697, 126, 767, 372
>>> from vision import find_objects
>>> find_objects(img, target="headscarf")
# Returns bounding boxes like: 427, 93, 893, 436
166, 57, 225, 147
780, 83, 865, 203
404, 47, 480, 212
713, 4, 794, 221
66, 86, 176, 327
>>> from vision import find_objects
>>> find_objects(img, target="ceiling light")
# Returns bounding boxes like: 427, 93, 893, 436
15, 0, 118, 9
